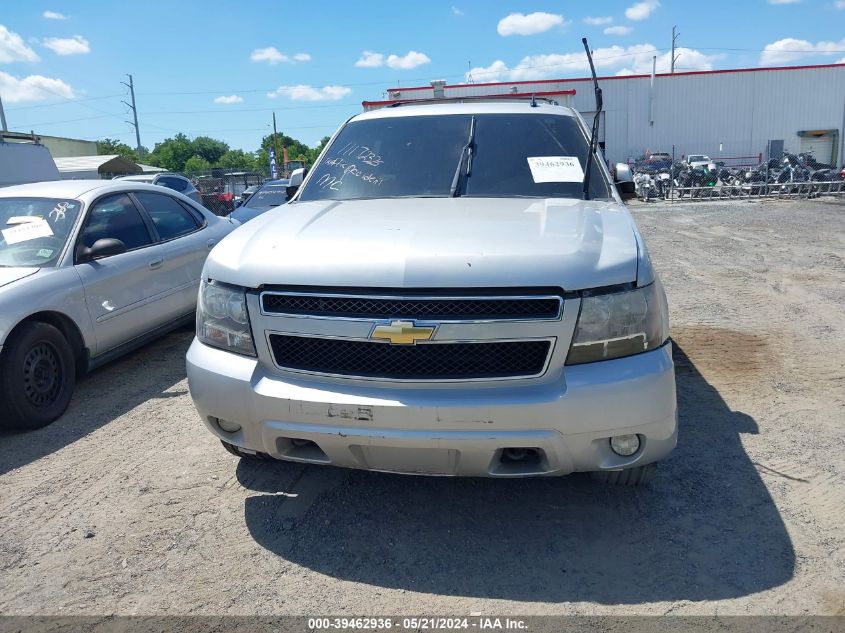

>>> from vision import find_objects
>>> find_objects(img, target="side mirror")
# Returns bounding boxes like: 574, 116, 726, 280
78, 238, 127, 262
286, 167, 306, 198
614, 163, 633, 182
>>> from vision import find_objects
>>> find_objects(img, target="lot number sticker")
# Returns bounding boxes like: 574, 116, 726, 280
1, 219, 54, 245
527, 156, 584, 183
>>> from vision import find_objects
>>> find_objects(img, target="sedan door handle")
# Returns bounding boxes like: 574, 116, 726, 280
148, 258, 163, 270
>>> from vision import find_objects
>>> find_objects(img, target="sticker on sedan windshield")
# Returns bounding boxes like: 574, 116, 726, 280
1, 219, 54, 245
527, 156, 584, 183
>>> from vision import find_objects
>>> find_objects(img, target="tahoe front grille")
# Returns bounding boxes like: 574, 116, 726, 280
261, 293, 561, 321
268, 335, 552, 381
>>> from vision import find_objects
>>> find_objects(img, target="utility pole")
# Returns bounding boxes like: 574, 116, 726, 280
0, 91, 7, 132
671, 26, 680, 73
121, 74, 142, 158
272, 112, 282, 176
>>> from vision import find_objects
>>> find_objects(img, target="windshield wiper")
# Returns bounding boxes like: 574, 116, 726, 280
581, 37, 603, 201
449, 116, 476, 197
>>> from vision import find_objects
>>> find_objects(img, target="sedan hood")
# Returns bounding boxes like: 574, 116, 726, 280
0, 267, 39, 289
206, 197, 639, 291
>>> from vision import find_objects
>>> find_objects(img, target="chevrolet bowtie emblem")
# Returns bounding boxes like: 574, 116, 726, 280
371, 320, 436, 345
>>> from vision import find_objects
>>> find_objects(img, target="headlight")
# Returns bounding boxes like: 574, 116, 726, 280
565, 281, 668, 365
197, 279, 255, 356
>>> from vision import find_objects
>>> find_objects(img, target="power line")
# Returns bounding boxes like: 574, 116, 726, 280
5, 93, 124, 112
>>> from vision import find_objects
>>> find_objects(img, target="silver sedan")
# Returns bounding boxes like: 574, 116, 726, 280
0, 180, 237, 429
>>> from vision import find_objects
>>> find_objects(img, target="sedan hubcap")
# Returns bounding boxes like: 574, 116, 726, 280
23, 343, 62, 408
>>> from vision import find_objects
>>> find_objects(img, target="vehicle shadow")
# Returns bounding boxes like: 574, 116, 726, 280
239, 343, 795, 603
0, 329, 193, 477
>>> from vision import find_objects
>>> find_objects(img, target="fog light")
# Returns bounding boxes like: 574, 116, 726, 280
216, 418, 241, 433
610, 434, 640, 456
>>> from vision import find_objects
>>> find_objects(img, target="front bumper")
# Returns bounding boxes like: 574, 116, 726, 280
186, 340, 677, 477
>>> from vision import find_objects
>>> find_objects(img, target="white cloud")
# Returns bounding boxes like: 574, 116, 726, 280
760, 37, 845, 65
267, 85, 352, 101
625, 0, 660, 21
386, 50, 431, 69
213, 95, 243, 104
497, 12, 565, 36
42, 10, 67, 19
355, 51, 384, 67
451, 5, 464, 15
0, 70, 74, 102
836, 0, 845, 8
250, 47, 288, 64
837, 56, 845, 63
355, 50, 430, 69
466, 43, 721, 82
42, 35, 89, 55
605, 26, 633, 35
293, 53, 311, 62
584, 16, 613, 25
0, 25, 40, 63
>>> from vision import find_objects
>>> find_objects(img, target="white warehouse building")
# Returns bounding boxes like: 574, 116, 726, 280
366, 63, 845, 168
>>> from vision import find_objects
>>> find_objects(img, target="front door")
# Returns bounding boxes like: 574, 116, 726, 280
74, 193, 167, 356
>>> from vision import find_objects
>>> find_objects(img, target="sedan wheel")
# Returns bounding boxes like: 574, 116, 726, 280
0, 322, 76, 430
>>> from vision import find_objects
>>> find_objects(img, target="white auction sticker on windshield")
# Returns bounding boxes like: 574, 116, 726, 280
527, 156, 584, 183
1, 219, 54, 245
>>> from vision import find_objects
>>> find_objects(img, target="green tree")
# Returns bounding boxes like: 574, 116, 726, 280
216, 149, 258, 171
183, 155, 211, 173
260, 133, 310, 163
307, 136, 331, 164
96, 138, 139, 163
146, 133, 195, 172
192, 136, 230, 164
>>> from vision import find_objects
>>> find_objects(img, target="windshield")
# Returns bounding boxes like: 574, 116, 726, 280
0, 197, 81, 267
245, 184, 290, 208
688, 155, 708, 162
298, 113, 611, 201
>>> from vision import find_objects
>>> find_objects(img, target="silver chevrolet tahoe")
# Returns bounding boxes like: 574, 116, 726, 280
187, 100, 676, 485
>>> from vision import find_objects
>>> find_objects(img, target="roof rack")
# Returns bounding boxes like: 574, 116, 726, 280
362, 90, 575, 111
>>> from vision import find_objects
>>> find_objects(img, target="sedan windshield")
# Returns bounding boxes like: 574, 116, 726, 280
0, 198, 82, 267
298, 113, 611, 201
245, 184, 289, 209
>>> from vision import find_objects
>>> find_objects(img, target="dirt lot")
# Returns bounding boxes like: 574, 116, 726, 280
1, 197, 843, 616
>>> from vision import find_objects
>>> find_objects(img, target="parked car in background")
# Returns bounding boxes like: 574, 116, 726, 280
238, 185, 260, 207
188, 99, 676, 485
685, 154, 716, 171
229, 179, 290, 224
0, 180, 237, 429
115, 173, 203, 206
194, 171, 262, 216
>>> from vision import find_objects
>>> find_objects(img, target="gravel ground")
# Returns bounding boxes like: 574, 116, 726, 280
0, 197, 843, 616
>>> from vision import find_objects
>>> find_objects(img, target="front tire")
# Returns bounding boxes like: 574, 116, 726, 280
590, 463, 656, 486
0, 322, 76, 430
221, 440, 268, 459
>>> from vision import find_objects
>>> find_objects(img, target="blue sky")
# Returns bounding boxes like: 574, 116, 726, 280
1, 0, 844, 153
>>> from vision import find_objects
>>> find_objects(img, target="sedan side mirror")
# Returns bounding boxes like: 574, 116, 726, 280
78, 238, 127, 262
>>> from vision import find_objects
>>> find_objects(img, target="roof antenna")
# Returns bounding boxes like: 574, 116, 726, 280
581, 37, 603, 200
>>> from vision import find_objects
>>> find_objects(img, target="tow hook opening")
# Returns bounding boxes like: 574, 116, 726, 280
491, 447, 549, 476
502, 447, 542, 464
276, 437, 331, 464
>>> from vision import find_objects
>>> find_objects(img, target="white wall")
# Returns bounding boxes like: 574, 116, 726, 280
565, 65, 845, 166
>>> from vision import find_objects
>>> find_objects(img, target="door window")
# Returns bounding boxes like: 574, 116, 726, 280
156, 175, 188, 192
134, 192, 201, 241
79, 194, 153, 252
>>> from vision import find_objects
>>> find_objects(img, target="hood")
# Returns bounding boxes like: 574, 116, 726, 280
0, 267, 39, 289
206, 197, 639, 291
